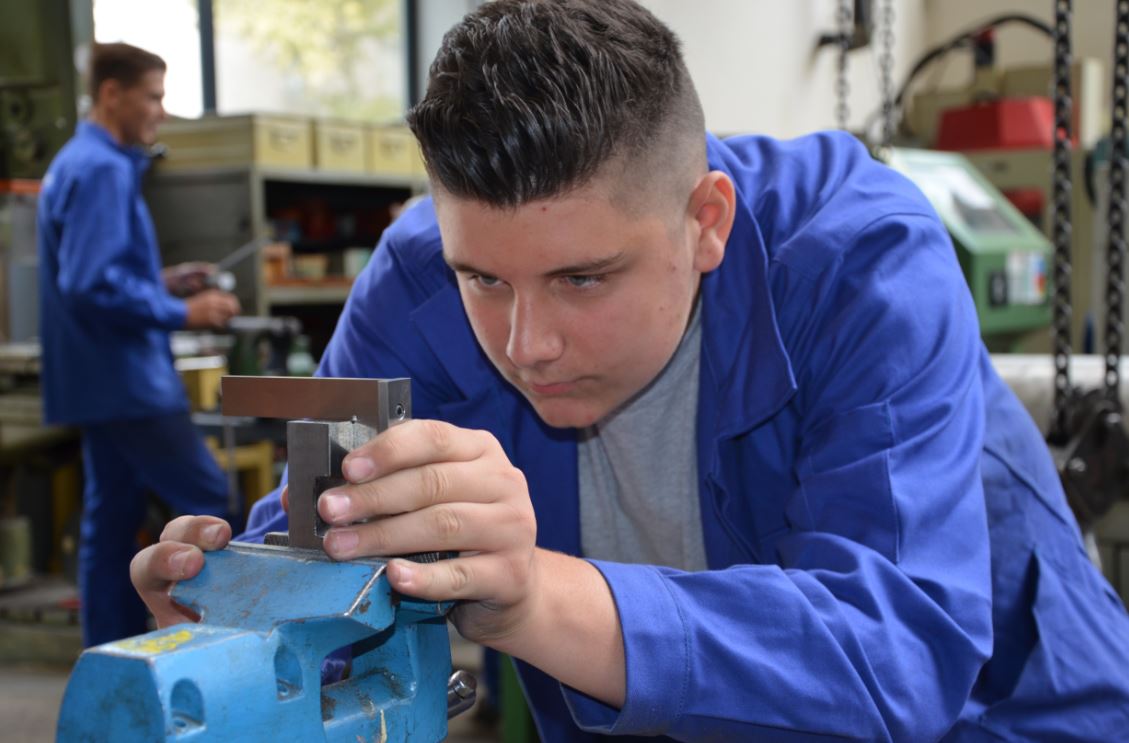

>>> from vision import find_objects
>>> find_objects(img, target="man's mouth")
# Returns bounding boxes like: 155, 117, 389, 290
525, 379, 578, 396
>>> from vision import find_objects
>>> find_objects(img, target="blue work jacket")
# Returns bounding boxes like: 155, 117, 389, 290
245, 132, 1129, 741
37, 121, 188, 425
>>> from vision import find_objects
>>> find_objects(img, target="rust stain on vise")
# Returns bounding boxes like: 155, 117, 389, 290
321, 692, 337, 721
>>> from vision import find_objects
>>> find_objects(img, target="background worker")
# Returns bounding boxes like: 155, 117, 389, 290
131, 2, 1129, 740
37, 42, 241, 647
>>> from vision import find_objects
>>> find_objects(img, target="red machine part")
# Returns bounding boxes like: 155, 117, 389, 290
936, 97, 1058, 151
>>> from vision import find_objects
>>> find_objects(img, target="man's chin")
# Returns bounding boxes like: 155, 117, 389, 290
527, 398, 605, 430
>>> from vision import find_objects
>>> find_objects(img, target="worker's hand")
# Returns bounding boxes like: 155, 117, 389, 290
163, 261, 216, 297
129, 515, 232, 628
184, 289, 240, 329
317, 420, 539, 646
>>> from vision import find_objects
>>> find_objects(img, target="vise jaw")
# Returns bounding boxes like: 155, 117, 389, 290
56, 377, 474, 742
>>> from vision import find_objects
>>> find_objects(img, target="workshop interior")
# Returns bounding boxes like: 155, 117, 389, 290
3, 0, 1129, 740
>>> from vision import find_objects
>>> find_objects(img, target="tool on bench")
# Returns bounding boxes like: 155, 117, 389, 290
206, 236, 272, 293
57, 376, 475, 742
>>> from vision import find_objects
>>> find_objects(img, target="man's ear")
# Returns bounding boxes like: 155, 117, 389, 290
688, 171, 735, 273
96, 79, 122, 108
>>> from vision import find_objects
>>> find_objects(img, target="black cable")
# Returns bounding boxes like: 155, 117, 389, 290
884, 14, 1054, 137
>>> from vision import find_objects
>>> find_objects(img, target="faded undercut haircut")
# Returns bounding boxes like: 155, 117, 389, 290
407, 0, 706, 210
89, 42, 166, 101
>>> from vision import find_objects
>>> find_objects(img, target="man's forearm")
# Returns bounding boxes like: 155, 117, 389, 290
490, 548, 626, 708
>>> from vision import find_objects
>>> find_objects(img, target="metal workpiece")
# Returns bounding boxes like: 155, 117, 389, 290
286, 418, 379, 550
220, 375, 411, 430
222, 375, 411, 551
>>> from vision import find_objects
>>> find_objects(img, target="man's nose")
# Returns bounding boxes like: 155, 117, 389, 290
506, 298, 564, 368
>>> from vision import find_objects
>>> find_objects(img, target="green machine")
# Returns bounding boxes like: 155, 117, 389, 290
0, 0, 91, 180
886, 148, 1052, 351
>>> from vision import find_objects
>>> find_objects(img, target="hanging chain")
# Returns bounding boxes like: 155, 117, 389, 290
835, 0, 852, 130
878, 0, 896, 148
1050, 0, 1075, 440
1105, 0, 1129, 403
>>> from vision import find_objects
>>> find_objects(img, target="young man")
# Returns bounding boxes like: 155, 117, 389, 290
38, 42, 241, 647
132, 2, 1129, 739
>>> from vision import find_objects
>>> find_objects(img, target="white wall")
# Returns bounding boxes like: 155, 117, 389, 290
640, 0, 929, 139
415, 0, 482, 104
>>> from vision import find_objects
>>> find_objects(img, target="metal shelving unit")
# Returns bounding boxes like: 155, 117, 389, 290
145, 165, 426, 317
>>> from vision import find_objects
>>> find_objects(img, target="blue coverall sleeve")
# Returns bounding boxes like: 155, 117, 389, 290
54, 162, 186, 330
564, 214, 994, 741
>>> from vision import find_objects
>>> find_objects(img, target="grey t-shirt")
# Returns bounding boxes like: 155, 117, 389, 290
577, 299, 707, 571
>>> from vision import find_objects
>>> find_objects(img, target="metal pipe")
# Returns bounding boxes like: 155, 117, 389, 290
991, 354, 1129, 435
198, 0, 217, 113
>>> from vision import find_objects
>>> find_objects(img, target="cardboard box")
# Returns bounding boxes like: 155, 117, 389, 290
155, 114, 314, 171
313, 120, 367, 173
366, 125, 425, 178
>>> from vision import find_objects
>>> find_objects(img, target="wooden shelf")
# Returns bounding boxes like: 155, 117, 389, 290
265, 281, 354, 305
257, 167, 426, 190
150, 164, 427, 191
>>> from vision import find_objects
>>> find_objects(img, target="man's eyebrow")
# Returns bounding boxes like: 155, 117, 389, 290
444, 252, 628, 277
544, 252, 627, 277
444, 255, 480, 273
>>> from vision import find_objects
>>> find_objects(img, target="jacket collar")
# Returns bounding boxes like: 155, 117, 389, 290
79, 120, 152, 175
701, 134, 797, 438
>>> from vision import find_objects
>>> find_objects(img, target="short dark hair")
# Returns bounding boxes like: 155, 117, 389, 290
89, 42, 166, 101
407, 0, 705, 209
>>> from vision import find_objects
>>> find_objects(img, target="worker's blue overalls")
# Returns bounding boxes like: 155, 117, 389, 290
37, 121, 231, 647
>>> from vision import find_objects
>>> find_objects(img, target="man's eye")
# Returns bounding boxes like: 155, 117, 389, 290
565, 275, 603, 288
472, 274, 501, 287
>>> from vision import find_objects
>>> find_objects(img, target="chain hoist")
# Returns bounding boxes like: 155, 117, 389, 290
823, 0, 895, 146
1104, 0, 1129, 400
835, 0, 852, 130
1049, 0, 1075, 441
1048, 0, 1129, 530
877, 0, 896, 148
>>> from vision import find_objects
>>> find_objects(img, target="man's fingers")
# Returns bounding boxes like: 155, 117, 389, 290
341, 420, 497, 484
159, 515, 231, 549
319, 460, 523, 525
280, 484, 290, 513
129, 542, 206, 627
385, 554, 516, 602
131, 542, 205, 593
133, 515, 229, 628
323, 502, 521, 560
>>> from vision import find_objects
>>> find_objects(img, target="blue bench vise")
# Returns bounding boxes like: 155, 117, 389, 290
57, 377, 475, 742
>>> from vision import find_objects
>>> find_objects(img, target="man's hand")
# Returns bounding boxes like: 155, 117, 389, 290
184, 289, 240, 329
163, 261, 215, 297
317, 420, 539, 646
129, 515, 232, 628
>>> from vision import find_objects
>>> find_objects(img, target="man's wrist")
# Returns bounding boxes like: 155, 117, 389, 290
478, 547, 554, 656
488, 549, 626, 708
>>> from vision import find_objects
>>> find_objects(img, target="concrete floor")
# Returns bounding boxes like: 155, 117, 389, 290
0, 580, 501, 742
0, 666, 71, 743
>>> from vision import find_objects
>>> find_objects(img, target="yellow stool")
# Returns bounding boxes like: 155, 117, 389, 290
204, 438, 277, 512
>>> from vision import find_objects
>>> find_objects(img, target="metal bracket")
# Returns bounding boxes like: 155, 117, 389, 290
221, 376, 411, 551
